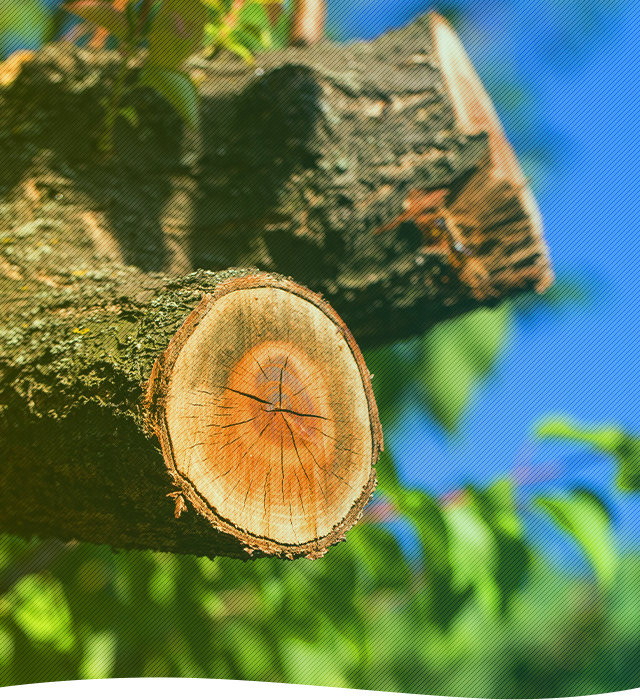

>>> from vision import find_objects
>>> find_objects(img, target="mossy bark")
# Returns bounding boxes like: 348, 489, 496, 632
0, 14, 551, 349
0, 267, 278, 559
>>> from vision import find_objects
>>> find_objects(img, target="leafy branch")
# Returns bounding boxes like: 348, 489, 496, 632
63, 0, 285, 153
202, 0, 290, 62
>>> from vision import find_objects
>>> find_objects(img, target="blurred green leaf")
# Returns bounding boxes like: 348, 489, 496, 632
419, 304, 512, 433
441, 496, 500, 615
148, 552, 178, 607
0, 624, 14, 667
280, 634, 351, 688
8, 573, 75, 652
239, 2, 271, 30
315, 545, 365, 648
363, 338, 420, 429
535, 417, 640, 491
483, 478, 524, 538
466, 484, 530, 610
0, 0, 52, 60
201, 0, 226, 10
118, 105, 139, 128
139, 66, 200, 129
512, 270, 603, 324
397, 490, 449, 576
348, 525, 411, 591
222, 620, 276, 680
63, 1, 129, 42
535, 489, 618, 587
79, 629, 117, 679
270, 9, 290, 49
373, 451, 403, 496
228, 27, 262, 55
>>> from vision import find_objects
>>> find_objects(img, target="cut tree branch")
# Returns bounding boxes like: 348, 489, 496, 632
0, 13, 552, 350
0, 13, 554, 559
0, 268, 381, 560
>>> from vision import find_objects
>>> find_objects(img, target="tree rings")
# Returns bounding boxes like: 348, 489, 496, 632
145, 273, 382, 559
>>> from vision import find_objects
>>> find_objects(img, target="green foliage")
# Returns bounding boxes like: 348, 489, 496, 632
535, 489, 618, 587
419, 304, 513, 433
364, 304, 512, 434
536, 417, 640, 491
63, 0, 207, 149
6, 573, 75, 653
0, 461, 637, 696
138, 66, 201, 129
202, 0, 288, 61
61, 0, 286, 150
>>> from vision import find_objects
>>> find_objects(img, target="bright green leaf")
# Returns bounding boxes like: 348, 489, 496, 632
270, 9, 291, 49
8, 573, 75, 652
347, 524, 411, 591
239, 3, 272, 31
419, 304, 512, 433
80, 630, 118, 679
535, 489, 618, 587
230, 26, 263, 53
373, 451, 403, 496
63, 1, 129, 42
535, 417, 640, 491
148, 552, 178, 606
221, 621, 276, 680
397, 490, 449, 576
0, 624, 14, 667
535, 416, 625, 452
204, 21, 221, 41
223, 36, 256, 63
363, 338, 421, 429
441, 499, 500, 615
139, 66, 200, 130
147, 0, 208, 71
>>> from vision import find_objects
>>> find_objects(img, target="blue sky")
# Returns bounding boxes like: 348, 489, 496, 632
330, 0, 640, 554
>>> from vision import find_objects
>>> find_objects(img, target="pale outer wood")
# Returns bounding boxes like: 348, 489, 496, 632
429, 12, 554, 297
165, 285, 374, 544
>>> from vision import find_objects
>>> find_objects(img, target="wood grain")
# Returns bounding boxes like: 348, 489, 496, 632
149, 273, 382, 556
428, 12, 554, 298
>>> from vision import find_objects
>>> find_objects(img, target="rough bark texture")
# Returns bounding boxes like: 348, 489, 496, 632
0, 13, 553, 559
0, 13, 552, 350
1, 266, 377, 559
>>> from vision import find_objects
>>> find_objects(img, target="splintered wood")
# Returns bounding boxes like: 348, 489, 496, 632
146, 274, 382, 559
378, 13, 554, 301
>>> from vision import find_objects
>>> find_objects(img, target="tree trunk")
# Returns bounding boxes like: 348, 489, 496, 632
0, 13, 552, 350
0, 12, 553, 559
0, 268, 381, 559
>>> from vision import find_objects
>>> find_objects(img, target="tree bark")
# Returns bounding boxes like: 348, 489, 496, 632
0, 13, 552, 350
0, 12, 553, 559
0, 267, 380, 559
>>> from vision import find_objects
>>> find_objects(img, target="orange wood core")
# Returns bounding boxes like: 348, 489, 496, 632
164, 285, 375, 545
208, 341, 335, 538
